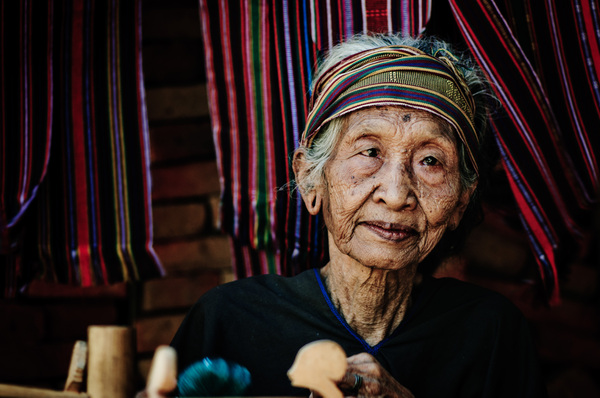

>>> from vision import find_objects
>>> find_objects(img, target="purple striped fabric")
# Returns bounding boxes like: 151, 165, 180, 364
0, 0, 162, 297
449, 0, 600, 304
0, 1, 54, 296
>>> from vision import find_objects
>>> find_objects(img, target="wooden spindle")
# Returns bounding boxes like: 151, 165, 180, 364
87, 326, 134, 398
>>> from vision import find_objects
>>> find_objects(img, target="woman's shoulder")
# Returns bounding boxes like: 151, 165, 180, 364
427, 276, 506, 297
418, 276, 525, 324
198, 268, 318, 305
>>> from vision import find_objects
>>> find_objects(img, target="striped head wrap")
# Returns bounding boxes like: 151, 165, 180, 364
301, 45, 479, 174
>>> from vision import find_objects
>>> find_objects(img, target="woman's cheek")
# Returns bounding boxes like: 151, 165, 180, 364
417, 185, 463, 226
323, 185, 357, 242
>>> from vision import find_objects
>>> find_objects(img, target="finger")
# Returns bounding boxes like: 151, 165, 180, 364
337, 371, 367, 396
346, 353, 385, 375
339, 371, 358, 390
346, 352, 375, 365
346, 360, 382, 379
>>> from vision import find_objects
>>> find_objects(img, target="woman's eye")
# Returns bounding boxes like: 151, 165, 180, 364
422, 156, 439, 166
361, 148, 379, 158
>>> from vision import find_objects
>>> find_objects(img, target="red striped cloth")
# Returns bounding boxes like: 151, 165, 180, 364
0, 0, 163, 297
450, 0, 600, 304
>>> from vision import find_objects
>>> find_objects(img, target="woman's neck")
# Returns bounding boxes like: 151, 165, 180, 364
320, 259, 420, 347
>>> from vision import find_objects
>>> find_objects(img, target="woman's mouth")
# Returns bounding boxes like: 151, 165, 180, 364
361, 221, 417, 242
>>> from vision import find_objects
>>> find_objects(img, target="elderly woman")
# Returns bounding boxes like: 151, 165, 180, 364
170, 35, 546, 397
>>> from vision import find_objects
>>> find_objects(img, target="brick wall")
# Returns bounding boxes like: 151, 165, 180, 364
134, 0, 233, 384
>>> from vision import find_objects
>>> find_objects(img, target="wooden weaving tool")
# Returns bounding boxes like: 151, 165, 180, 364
287, 340, 347, 398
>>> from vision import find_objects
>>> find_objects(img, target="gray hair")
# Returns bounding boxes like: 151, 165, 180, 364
294, 34, 494, 195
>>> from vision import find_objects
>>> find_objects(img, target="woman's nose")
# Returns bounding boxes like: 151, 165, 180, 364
372, 162, 417, 211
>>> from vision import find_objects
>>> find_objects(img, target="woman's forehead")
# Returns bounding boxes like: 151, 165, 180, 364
343, 106, 455, 140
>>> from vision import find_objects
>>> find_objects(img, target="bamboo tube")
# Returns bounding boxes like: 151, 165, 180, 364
87, 326, 134, 398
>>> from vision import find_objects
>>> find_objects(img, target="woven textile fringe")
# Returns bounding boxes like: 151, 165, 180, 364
0, 0, 163, 296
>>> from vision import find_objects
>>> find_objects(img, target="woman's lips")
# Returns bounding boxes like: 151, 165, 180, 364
361, 221, 417, 242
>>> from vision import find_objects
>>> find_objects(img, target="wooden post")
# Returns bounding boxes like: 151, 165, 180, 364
87, 326, 134, 398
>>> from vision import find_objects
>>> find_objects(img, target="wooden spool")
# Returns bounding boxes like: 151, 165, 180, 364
87, 326, 134, 398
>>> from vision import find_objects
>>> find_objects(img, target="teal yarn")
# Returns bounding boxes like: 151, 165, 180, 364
177, 358, 251, 397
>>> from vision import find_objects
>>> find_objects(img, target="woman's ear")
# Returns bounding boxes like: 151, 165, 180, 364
303, 190, 323, 215
292, 149, 323, 216
449, 181, 477, 230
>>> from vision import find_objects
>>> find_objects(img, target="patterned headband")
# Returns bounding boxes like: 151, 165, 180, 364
301, 45, 479, 174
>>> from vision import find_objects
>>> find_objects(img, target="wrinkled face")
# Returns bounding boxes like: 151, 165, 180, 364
317, 106, 473, 270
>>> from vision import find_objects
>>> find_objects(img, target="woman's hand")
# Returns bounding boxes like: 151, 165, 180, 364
336, 353, 414, 398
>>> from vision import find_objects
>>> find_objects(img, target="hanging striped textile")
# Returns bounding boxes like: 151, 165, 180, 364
199, 0, 430, 279
0, 0, 163, 297
449, 0, 600, 304
0, 1, 53, 296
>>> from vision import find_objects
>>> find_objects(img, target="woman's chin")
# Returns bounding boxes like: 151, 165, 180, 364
344, 241, 422, 272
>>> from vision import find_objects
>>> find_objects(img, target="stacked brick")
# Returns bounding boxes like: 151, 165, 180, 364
135, 0, 232, 382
